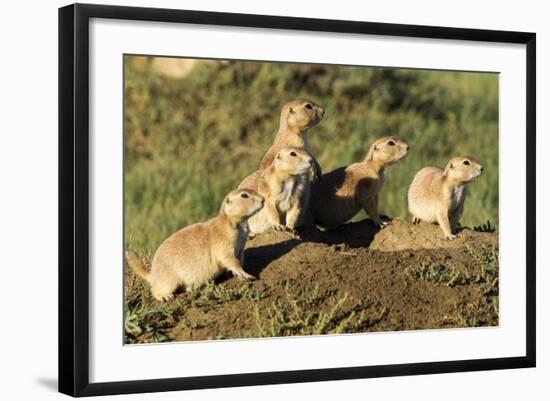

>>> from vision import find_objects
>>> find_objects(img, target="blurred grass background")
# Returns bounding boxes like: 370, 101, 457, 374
125, 56, 498, 255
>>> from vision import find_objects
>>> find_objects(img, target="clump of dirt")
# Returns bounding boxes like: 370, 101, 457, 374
124, 219, 499, 344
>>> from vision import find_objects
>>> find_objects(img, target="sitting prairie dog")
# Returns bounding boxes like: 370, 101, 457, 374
125, 189, 264, 301
259, 98, 324, 178
239, 147, 314, 237
310, 136, 409, 229
408, 156, 483, 240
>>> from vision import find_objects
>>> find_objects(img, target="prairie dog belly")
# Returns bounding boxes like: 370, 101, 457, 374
235, 223, 249, 257
450, 185, 467, 213
246, 178, 298, 236
277, 176, 299, 213
245, 209, 272, 237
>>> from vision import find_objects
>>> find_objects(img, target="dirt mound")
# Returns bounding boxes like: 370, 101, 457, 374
124, 219, 499, 343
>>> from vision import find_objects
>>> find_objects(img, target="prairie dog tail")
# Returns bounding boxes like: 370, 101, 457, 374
125, 251, 150, 282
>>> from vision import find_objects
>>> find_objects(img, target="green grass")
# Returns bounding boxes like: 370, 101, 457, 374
124, 278, 383, 342
124, 56, 499, 254
124, 300, 174, 343
252, 283, 376, 337
124, 280, 269, 343
405, 243, 499, 327
405, 244, 498, 293
189, 281, 268, 311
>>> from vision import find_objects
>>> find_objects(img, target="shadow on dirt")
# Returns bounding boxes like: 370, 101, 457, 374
244, 238, 302, 276
299, 218, 381, 248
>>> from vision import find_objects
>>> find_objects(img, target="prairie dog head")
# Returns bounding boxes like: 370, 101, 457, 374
444, 156, 483, 184
366, 136, 409, 165
273, 147, 314, 176
222, 189, 265, 221
280, 98, 324, 133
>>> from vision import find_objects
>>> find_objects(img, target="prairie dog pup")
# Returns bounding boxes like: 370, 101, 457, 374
239, 147, 314, 237
259, 98, 324, 177
408, 156, 483, 240
126, 189, 264, 301
310, 136, 409, 229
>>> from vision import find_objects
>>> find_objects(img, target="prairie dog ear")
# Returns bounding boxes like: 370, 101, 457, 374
289, 107, 295, 114
226, 197, 231, 203
366, 143, 378, 161
444, 161, 454, 173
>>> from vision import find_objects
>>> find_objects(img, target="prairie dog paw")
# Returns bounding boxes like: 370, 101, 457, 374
236, 271, 255, 281
445, 233, 457, 240
159, 294, 175, 302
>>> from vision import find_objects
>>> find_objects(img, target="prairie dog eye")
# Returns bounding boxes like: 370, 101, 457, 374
387, 140, 395, 146
290, 151, 297, 157
463, 160, 470, 166
304, 104, 313, 110
241, 193, 249, 199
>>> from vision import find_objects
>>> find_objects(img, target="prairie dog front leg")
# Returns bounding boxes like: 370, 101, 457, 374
449, 202, 464, 234
285, 203, 301, 229
436, 208, 456, 240
360, 193, 385, 228
264, 202, 284, 230
220, 255, 255, 281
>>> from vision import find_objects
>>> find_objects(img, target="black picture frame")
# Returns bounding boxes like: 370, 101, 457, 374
58, 3, 536, 397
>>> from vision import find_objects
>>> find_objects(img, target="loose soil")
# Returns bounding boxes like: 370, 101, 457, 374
124, 219, 498, 343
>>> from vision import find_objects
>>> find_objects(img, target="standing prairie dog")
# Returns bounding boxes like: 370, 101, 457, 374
408, 156, 483, 240
310, 136, 409, 229
259, 98, 324, 177
125, 189, 264, 301
239, 147, 314, 237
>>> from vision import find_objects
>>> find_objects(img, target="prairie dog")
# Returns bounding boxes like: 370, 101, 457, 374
408, 156, 483, 240
259, 98, 324, 178
125, 189, 264, 301
310, 136, 409, 229
239, 147, 314, 237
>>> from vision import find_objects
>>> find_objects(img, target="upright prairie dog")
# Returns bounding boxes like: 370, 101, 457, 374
259, 98, 324, 177
408, 156, 483, 240
125, 189, 264, 301
239, 147, 314, 237
310, 136, 409, 229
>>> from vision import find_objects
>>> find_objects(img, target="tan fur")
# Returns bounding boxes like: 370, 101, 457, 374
310, 136, 409, 229
258, 99, 324, 178
125, 189, 264, 301
408, 156, 483, 240
239, 147, 314, 237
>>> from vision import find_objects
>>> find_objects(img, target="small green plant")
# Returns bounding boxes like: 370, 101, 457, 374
406, 263, 457, 285
456, 302, 494, 327
253, 283, 380, 337
190, 281, 268, 312
465, 243, 499, 295
406, 244, 498, 293
124, 301, 174, 344
124, 302, 144, 337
